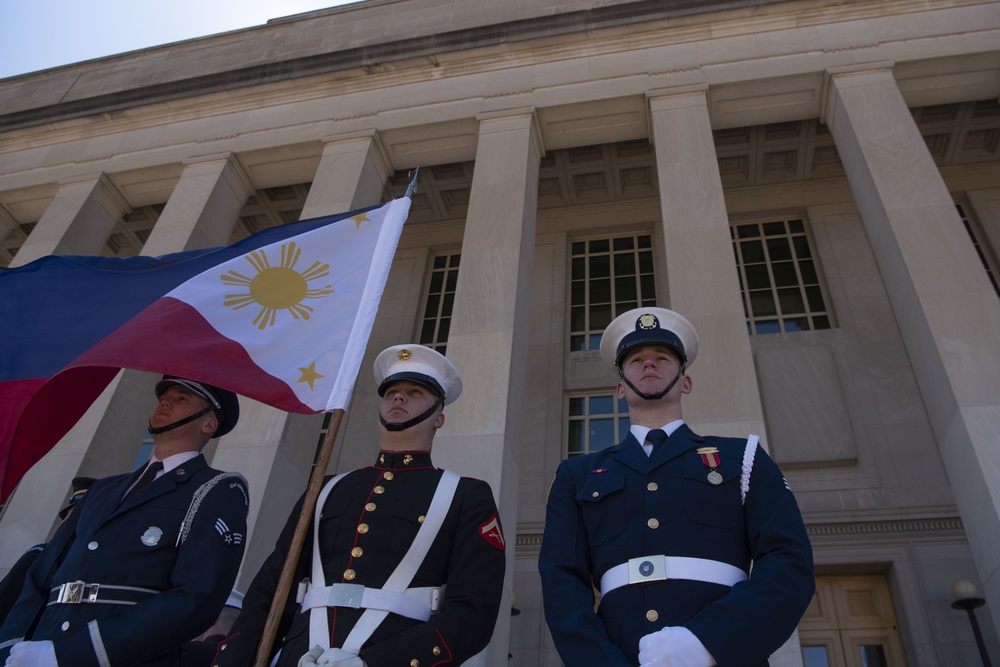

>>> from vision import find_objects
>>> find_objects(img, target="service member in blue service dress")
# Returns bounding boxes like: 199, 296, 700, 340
539, 308, 814, 667
215, 344, 506, 667
0, 376, 249, 667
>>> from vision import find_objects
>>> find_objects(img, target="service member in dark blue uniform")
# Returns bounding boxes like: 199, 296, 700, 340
0, 477, 95, 628
0, 376, 249, 667
216, 345, 506, 667
539, 308, 814, 667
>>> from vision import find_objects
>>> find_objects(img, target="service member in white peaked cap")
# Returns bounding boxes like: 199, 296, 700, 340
217, 344, 505, 667
540, 307, 814, 667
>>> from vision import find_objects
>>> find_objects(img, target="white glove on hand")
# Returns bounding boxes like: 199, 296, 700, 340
316, 647, 363, 666
297, 645, 325, 667
5, 641, 59, 667
638, 626, 715, 667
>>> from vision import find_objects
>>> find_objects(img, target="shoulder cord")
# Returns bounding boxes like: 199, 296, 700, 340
740, 435, 759, 506
175, 471, 249, 547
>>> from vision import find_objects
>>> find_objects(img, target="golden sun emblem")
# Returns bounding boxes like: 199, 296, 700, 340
221, 241, 335, 329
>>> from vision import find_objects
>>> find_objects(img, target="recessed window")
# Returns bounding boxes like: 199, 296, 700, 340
956, 203, 1000, 297
418, 253, 460, 353
569, 235, 657, 351
566, 393, 630, 456
732, 218, 831, 335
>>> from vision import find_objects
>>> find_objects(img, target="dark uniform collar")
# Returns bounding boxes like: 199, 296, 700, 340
374, 450, 434, 470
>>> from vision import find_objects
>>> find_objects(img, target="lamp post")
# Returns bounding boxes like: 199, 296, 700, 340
952, 579, 993, 667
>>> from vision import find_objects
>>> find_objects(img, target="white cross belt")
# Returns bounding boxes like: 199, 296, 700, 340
301, 583, 443, 622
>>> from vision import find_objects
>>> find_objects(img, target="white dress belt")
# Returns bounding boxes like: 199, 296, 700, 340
600, 555, 748, 596
300, 583, 443, 622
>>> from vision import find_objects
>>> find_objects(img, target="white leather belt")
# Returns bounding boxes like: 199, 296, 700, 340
301, 583, 443, 622
600, 555, 748, 596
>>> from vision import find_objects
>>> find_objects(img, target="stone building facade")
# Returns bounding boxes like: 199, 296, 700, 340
1, 1, 999, 665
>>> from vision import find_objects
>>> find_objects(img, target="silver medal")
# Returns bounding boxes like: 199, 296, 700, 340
707, 471, 723, 485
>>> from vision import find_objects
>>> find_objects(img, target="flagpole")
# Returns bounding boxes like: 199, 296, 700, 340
253, 408, 345, 667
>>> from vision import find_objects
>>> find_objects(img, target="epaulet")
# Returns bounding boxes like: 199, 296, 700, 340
176, 471, 248, 547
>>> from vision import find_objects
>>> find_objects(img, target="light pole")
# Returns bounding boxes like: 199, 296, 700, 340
952, 579, 993, 667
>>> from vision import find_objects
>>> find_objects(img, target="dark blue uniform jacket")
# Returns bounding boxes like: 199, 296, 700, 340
539, 424, 814, 667
0, 455, 248, 666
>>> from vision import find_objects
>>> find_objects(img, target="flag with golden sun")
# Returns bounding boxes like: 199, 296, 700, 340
0, 197, 410, 502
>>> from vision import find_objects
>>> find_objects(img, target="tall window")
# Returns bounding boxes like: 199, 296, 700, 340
956, 203, 1000, 297
567, 393, 630, 456
418, 253, 460, 353
732, 218, 831, 335
570, 235, 657, 351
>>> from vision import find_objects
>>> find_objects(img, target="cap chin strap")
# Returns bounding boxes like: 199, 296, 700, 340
380, 398, 443, 432
148, 406, 212, 435
619, 366, 684, 401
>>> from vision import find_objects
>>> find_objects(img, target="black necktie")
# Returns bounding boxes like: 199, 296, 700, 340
646, 429, 667, 450
122, 461, 163, 503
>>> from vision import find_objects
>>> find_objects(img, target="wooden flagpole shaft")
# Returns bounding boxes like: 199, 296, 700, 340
253, 408, 346, 667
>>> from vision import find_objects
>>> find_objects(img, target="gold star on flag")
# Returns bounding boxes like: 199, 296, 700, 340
297, 361, 324, 390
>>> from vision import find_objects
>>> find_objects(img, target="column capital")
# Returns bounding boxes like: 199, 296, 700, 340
646, 83, 710, 108
318, 129, 391, 179
820, 61, 896, 127
180, 152, 255, 202
475, 107, 544, 160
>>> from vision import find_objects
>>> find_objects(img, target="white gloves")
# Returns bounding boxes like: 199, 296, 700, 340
297, 646, 363, 667
638, 626, 715, 667
5, 641, 59, 667
298, 645, 325, 667
316, 647, 364, 666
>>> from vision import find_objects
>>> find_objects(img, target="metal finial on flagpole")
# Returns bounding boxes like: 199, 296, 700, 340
405, 167, 420, 197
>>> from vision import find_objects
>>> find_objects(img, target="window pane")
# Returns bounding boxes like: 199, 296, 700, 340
590, 255, 611, 279
614, 253, 636, 276
568, 397, 585, 416
567, 421, 584, 455
801, 646, 831, 667
799, 259, 818, 284
590, 304, 613, 330
805, 286, 825, 311
755, 320, 781, 334
442, 293, 455, 316
793, 235, 812, 259
428, 271, 443, 293
767, 237, 792, 261
423, 294, 440, 317
745, 265, 772, 290
570, 334, 586, 351
750, 291, 777, 317
638, 250, 654, 274
572, 257, 586, 281
772, 262, 799, 287
445, 271, 458, 291
762, 221, 785, 236
639, 274, 656, 299
589, 418, 614, 451
859, 645, 888, 667
419, 320, 436, 343
778, 288, 805, 313
736, 224, 759, 239
571, 241, 585, 255
615, 277, 637, 302
589, 395, 614, 414
589, 239, 609, 254
433, 255, 447, 269
437, 318, 451, 340
784, 317, 809, 332
590, 278, 612, 304
740, 240, 766, 264
813, 315, 831, 330
613, 236, 634, 251
570, 306, 587, 331
571, 280, 586, 305
637, 235, 652, 249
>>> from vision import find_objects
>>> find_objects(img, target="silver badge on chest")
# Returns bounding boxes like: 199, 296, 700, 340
141, 526, 163, 546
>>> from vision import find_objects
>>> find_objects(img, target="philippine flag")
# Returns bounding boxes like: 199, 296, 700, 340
0, 197, 410, 501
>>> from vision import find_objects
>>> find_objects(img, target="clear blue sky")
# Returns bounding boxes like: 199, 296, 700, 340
0, 0, 361, 80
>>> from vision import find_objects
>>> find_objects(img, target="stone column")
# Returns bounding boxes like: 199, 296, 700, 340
432, 109, 542, 666
0, 174, 133, 573
647, 86, 805, 667
647, 86, 766, 438
824, 64, 1000, 637
142, 153, 253, 253
11, 173, 128, 267
211, 131, 393, 588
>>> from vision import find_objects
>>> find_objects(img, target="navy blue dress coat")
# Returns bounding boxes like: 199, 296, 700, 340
0, 455, 248, 666
538, 424, 814, 667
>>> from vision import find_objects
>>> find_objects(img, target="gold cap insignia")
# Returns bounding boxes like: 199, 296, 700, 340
398, 349, 412, 360
638, 314, 659, 330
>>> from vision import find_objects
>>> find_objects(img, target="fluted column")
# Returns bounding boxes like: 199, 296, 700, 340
212, 131, 393, 587
824, 64, 1000, 638
432, 108, 542, 666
